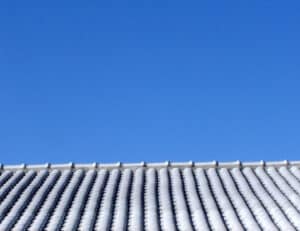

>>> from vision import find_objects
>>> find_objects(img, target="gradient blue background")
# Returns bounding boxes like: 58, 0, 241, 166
1, 1, 300, 164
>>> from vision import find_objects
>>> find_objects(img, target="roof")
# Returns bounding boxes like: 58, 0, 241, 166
0, 160, 300, 230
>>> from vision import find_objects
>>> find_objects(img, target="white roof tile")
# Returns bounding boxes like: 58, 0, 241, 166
0, 161, 300, 230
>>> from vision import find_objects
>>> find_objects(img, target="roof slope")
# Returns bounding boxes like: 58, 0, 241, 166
1, 161, 300, 230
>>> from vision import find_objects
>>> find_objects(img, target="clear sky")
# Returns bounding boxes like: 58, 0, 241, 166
1, 0, 300, 164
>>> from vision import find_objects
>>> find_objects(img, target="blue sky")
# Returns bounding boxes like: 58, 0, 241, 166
1, 0, 300, 164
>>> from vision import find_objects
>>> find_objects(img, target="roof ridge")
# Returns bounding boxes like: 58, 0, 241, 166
0, 160, 300, 171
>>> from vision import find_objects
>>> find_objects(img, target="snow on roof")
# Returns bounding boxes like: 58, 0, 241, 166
0, 160, 300, 230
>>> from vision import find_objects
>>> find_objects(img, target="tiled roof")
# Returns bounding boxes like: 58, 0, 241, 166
0, 161, 300, 230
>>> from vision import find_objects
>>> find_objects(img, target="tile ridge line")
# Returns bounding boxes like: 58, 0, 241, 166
0, 160, 299, 171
